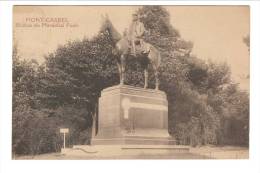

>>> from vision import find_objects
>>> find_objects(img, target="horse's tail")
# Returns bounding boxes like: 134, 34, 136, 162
157, 50, 161, 69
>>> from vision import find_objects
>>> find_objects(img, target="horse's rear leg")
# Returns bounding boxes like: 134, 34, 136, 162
152, 64, 159, 90
144, 68, 148, 89
155, 70, 159, 90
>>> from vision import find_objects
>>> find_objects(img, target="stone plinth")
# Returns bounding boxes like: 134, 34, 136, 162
91, 85, 175, 145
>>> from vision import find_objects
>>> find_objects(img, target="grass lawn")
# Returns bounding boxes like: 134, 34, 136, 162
190, 145, 249, 159
14, 145, 248, 160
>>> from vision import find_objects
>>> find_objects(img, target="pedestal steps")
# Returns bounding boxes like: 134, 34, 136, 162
61, 145, 190, 158
92, 136, 176, 145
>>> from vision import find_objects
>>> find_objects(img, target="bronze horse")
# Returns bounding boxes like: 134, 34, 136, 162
100, 15, 161, 90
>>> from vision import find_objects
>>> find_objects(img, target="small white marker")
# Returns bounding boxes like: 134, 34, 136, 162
60, 128, 69, 149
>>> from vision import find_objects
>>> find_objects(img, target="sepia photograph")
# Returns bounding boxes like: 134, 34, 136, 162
12, 5, 249, 160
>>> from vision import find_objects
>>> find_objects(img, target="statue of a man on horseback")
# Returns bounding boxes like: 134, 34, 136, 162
100, 14, 161, 90
128, 14, 148, 56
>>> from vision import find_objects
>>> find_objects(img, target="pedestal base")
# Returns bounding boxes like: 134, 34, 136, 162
92, 85, 174, 145
92, 128, 175, 145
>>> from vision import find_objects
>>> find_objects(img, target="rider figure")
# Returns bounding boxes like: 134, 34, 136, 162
128, 13, 146, 56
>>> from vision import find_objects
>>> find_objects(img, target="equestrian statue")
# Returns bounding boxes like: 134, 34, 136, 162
100, 14, 161, 90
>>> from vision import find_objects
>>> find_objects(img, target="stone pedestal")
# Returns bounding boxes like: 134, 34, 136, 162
91, 85, 175, 145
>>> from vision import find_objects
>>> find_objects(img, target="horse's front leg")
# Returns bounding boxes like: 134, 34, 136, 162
116, 61, 122, 85
144, 68, 148, 89
121, 55, 126, 85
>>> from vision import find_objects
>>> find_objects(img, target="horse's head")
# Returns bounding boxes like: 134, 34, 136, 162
100, 14, 111, 34
99, 14, 121, 44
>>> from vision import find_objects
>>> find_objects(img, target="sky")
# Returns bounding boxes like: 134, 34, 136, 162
13, 6, 250, 90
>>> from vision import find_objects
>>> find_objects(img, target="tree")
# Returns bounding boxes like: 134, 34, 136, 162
12, 44, 93, 155
12, 45, 49, 154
